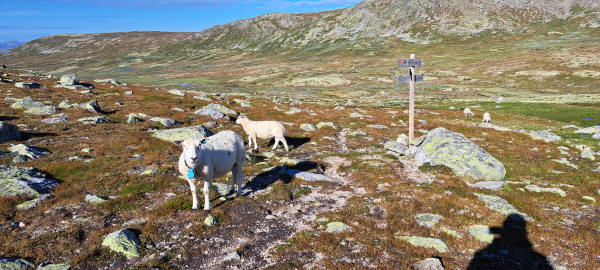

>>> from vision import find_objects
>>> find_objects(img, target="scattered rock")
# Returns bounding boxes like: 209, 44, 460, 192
300, 123, 317, 131
198, 103, 237, 118
38, 263, 71, 270
350, 130, 366, 136
528, 130, 561, 142
77, 116, 111, 125
385, 141, 408, 157
414, 213, 443, 228
316, 122, 338, 129
10, 96, 44, 109
0, 166, 59, 197
212, 182, 231, 196
24, 105, 57, 116
367, 124, 388, 129
168, 89, 185, 96
581, 147, 596, 161
574, 126, 600, 134
204, 215, 217, 226
553, 158, 578, 169
471, 181, 505, 191
127, 113, 147, 124
525, 184, 566, 197
478, 123, 511, 132
42, 117, 69, 124
85, 194, 109, 204
582, 196, 596, 203
234, 99, 251, 107
285, 107, 302, 115
15, 82, 42, 89
474, 193, 531, 221
101, 229, 141, 258
83, 100, 103, 114
495, 96, 505, 104
396, 236, 448, 253
60, 73, 79, 86
8, 144, 51, 162
94, 78, 120, 85
286, 170, 335, 183
325, 222, 350, 233
16, 194, 52, 210
0, 121, 21, 143
415, 127, 506, 181
224, 251, 240, 261
411, 257, 444, 270
58, 100, 78, 109
0, 258, 35, 269
441, 227, 463, 238
592, 133, 600, 140
150, 125, 213, 142
469, 225, 494, 243
149, 117, 182, 128
81, 148, 93, 154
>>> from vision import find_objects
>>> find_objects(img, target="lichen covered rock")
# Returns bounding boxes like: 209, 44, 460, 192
396, 235, 448, 253
325, 222, 350, 233
474, 193, 531, 221
0, 258, 35, 270
150, 125, 213, 142
60, 73, 79, 86
414, 213, 443, 228
0, 166, 59, 197
101, 229, 141, 258
525, 185, 566, 197
469, 225, 494, 243
415, 127, 506, 181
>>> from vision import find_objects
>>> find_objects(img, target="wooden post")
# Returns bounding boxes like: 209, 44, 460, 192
408, 53, 416, 145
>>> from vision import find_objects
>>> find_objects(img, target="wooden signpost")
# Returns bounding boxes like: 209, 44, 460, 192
397, 54, 424, 147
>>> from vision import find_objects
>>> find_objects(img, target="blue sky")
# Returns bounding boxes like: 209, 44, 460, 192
0, 0, 362, 42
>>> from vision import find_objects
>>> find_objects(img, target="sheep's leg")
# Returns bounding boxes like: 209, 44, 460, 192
272, 138, 280, 150
252, 136, 258, 150
229, 166, 236, 194
247, 135, 253, 149
232, 164, 243, 196
186, 178, 199, 210
203, 179, 211, 211
281, 137, 289, 152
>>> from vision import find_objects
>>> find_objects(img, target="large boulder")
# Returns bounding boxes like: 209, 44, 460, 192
82, 100, 103, 114
0, 166, 59, 197
415, 127, 505, 182
101, 229, 141, 258
197, 103, 237, 118
10, 97, 44, 110
150, 125, 213, 142
195, 107, 227, 120
24, 105, 57, 116
0, 121, 21, 143
60, 73, 79, 86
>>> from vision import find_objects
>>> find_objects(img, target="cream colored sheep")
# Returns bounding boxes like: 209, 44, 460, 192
464, 108, 474, 118
236, 116, 289, 151
482, 112, 491, 123
177, 130, 245, 210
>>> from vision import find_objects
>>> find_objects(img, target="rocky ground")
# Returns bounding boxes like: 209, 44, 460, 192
0, 68, 599, 269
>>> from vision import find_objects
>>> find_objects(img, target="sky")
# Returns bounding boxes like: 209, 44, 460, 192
0, 0, 362, 42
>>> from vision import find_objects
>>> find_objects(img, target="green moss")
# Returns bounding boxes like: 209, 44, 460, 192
121, 182, 156, 195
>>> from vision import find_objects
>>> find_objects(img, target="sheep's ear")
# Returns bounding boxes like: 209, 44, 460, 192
173, 140, 183, 146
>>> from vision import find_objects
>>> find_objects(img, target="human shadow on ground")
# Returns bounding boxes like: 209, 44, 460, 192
242, 160, 320, 197
467, 213, 553, 270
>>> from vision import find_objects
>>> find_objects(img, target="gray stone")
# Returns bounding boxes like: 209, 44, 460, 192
94, 78, 120, 85
286, 170, 335, 183
234, 99, 251, 107
528, 130, 561, 142
592, 133, 600, 139
553, 158, 578, 169
495, 96, 505, 104
150, 125, 213, 142
582, 196, 596, 203
325, 222, 350, 233
42, 117, 69, 124
15, 82, 39, 89
38, 263, 71, 270
0, 166, 59, 197
78, 116, 111, 124
411, 258, 444, 270
300, 123, 317, 131
0, 121, 20, 143
474, 193, 531, 221
367, 124, 388, 129
149, 117, 182, 128
15, 194, 52, 210
316, 121, 338, 129
85, 194, 109, 204
212, 182, 231, 196
204, 215, 217, 226
60, 73, 79, 86
414, 213, 443, 228
396, 236, 448, 253
385, 141, 408, 156
224, 251, 240, 261
10, 97, 44, 109
195, 107, 227, 120
0, 258, 34, 269
168, 89, 185, 96
83, 100, 103, 114
471, 181, 506, 191
396, 134, 409, 145
350, 130, 366, 136
478, 123, 511, 132
574, 126, 600, 134
102, 229, 141, 258
24, 105, 57, 116
525, 184, 566, 197
58, 100, 78, 109
8, 144, 51, 162
285, 107, 302, 115
126, 113, 147, 124
415, 128, 506, 181
198, 103, 237, 118
581, 147, 595, 161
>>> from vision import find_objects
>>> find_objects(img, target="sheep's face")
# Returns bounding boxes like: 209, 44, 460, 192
181, 139, 201, 167
235, 116, 247, 125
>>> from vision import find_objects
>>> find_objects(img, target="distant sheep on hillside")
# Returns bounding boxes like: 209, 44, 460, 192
483, 112, 491, 123
464, 108, 474, 118
236, 116, 289, 152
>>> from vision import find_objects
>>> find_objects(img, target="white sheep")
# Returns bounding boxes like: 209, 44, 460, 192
235, 115, 289, 152
482, 112, 491, 123
177, 130, 245, 210
464, 108, 474, 118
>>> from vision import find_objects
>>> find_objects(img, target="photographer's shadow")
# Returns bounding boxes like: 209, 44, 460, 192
467, 213, 553, 270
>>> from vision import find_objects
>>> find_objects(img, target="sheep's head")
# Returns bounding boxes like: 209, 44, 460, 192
235, 115, 248, 125
177, 139, 206, 168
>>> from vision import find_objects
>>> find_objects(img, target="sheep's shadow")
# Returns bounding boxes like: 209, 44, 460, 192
266, 136, 310, 150
241, 160, 320, 197
467, 213, 552, 270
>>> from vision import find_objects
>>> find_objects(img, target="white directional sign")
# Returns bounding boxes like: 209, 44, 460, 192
397, 74, 424, 84
398, 58, 423, 67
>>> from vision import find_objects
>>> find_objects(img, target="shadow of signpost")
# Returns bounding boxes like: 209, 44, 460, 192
467, 213, 553, 270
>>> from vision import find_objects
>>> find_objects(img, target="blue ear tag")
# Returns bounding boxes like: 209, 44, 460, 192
187, 169, 195, 178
